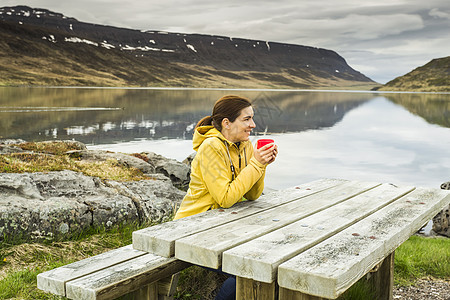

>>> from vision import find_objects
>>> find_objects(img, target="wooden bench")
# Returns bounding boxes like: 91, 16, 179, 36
132, 179, 450, 299
37, 245, 190, 300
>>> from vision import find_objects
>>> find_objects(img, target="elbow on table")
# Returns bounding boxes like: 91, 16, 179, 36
217, 200, 235, 209
216, 195, 245, 209
244, 195, 259, 201
244, 187, 264, 201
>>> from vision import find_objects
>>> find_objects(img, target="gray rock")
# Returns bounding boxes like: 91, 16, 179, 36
0, 170, 184, 242
183, 152, 196, 166
105, 179, 185, 224
0, 139, 26, 145
69, 149, 156, 174
441, 181, 450, 190
142, 152, 191, 190
432, 205, 449, 237
0, 144, 25, 154
0, 173, 43, 199
0, 139, 26, 154
74, 149, 191, 189
432, 181, 450, 237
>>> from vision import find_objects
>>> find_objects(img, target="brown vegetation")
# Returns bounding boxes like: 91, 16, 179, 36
0, 141, 150, 181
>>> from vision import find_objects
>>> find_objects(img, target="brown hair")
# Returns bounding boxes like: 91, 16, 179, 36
196, 95, 252, 131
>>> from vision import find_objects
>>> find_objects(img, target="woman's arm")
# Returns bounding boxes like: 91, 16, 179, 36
244, 167, 265, 200
198, 140, 266, 208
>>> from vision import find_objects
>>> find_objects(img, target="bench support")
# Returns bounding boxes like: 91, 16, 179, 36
366, 251, 394, 300
124, 273, 181, 300
158, 272, 180, 300
236, 277, 278, 300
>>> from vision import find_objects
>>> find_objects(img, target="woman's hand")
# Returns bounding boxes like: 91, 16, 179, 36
254, 143, 278, 165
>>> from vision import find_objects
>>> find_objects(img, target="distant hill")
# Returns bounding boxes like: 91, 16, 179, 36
377, 56, 450, 92
0, 5, 376, 89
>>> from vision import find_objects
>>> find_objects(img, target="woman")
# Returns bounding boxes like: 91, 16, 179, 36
174, 95, 278, 300
174, 95, 278, 220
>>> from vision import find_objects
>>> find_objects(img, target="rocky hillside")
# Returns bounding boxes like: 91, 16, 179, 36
377, 56, 450, 92
0, 5, 376, 89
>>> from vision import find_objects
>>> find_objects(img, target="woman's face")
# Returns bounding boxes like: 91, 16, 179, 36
226, 106, 256, 142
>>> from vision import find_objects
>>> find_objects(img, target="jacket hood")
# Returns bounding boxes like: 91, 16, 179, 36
192, 126, 224, 151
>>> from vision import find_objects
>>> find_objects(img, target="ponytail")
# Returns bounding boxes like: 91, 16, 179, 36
195, 116, 213, 129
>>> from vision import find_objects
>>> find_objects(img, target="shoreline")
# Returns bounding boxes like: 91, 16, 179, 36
2, 84, 450, 94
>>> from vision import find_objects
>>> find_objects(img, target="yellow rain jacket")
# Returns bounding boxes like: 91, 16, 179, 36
174, 126, 266, 219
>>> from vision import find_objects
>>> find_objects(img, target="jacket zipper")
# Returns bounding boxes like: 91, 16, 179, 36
235, 144, 241, 168
238, 152, 241, 168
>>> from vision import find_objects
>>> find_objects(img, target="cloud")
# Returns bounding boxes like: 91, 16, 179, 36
429, 8, 450, 19
273, 13, 424, 45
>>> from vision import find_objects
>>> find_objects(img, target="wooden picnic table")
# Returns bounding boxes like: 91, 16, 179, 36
133, 178, 450, 299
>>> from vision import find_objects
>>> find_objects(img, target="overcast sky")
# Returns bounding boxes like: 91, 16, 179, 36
4, 0, 450, 83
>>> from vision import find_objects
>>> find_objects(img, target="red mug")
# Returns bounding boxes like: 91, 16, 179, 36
257, 139, 274, 149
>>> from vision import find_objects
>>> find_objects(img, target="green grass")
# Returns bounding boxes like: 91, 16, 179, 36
394, 235, 450, 285
0, 265, 65, 300
174, 266, 226, 299
0, 230, 448, 299
0, 221, 152, 299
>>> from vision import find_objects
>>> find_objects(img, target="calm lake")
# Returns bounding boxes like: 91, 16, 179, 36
1, 87, 449, 190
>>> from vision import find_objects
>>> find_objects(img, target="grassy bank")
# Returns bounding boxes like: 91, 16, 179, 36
0, 221, 448, 299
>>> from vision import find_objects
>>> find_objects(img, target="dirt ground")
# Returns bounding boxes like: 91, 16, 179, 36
393, 278, 450, 300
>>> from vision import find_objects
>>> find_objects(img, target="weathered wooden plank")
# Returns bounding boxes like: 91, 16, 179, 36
37, 245, 145, 296
133, 179, 347, 257
277, 187, 450, 299
65, 254, 190, 300
175, 180, 380, 269
222, 183, 414, 283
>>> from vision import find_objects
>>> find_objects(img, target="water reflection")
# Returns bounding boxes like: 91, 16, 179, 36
0, 87, 374, 143
383, 93, 450, 128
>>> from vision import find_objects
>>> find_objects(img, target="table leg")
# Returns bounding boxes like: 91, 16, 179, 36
236, 277, 278, 300
366, 251, 394, 300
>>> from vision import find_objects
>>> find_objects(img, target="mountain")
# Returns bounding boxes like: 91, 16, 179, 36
377, 56, 450, 92
0, 5, 377, 89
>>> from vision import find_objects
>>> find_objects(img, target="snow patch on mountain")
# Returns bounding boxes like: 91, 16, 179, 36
65, 37, 98, 46
186, 44, 197, 52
